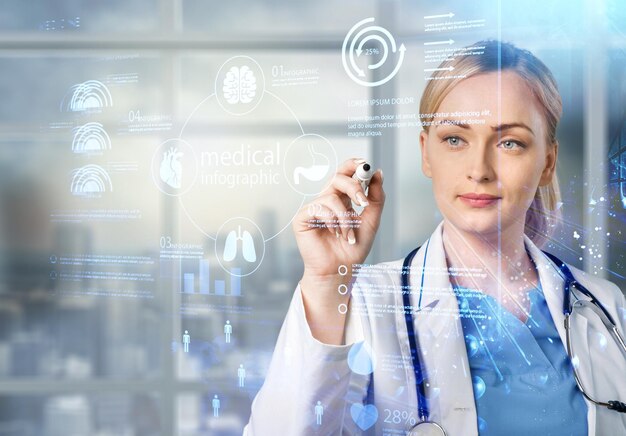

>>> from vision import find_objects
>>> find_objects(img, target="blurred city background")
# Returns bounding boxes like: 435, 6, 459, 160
0, 0, 625, 434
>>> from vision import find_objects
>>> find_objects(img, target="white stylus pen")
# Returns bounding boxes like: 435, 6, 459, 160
352, 162, 375, 195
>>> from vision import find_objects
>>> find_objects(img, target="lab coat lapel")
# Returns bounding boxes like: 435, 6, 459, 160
523, 236, 597, 435
409, 222, 479, 435
524, 236, 569, 346
406, 227, 614, 435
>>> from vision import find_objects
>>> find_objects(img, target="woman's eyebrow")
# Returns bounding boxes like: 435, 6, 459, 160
492, 122, 535, 136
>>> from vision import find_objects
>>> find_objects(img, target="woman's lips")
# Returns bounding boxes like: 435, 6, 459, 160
458, 193, 501, 208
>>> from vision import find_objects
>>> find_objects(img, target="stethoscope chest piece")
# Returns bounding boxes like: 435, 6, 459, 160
408, 421, 447, 436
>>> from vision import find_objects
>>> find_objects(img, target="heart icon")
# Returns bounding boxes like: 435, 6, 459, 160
350, 403, 378, 431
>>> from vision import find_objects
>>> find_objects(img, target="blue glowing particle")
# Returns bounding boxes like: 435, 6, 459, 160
465, 334, 480, 357
472, 375, 486, 399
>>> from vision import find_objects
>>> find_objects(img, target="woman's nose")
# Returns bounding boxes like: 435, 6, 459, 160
466, 145, 495, 182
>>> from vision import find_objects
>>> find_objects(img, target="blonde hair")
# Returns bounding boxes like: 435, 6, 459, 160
419, 40, 562, 248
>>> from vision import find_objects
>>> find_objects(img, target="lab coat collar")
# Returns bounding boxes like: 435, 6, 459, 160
410, 222, 570, 339
522, 233, 568, 347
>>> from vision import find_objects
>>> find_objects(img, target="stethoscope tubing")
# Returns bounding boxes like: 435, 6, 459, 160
402, 243, 429, 422
401, 241, 626, 427
541, 250, 616, 323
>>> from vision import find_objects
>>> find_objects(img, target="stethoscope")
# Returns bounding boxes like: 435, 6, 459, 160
401, 242, 626, 435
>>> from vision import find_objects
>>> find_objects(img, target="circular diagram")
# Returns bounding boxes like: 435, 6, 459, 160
154, 55, 336, 277
176, 87, 307, 242
342, 17, 406, 87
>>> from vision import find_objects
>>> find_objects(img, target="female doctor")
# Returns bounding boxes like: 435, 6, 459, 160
245, 40, 626, 435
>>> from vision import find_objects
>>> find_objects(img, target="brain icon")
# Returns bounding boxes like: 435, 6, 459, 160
223, 65, 257, 104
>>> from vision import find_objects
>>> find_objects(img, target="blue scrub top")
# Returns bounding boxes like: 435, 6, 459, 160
455, 284, 588, 435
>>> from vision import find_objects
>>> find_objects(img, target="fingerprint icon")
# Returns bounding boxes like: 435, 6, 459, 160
72, 122, 111, 154
70, 164, 113, 197
61, 80, 113, 112
342, 17, 406, 87
223, 66, 257, 104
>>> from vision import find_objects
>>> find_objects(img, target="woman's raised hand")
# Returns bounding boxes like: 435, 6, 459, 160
292, 158, 385, 335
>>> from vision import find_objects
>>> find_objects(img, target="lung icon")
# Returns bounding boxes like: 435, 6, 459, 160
223, 226, 257, 263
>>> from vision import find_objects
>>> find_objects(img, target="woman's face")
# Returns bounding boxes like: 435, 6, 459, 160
419, 70, 557, 239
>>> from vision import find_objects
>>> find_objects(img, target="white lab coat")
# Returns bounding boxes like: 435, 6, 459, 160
245, 222, 626, 435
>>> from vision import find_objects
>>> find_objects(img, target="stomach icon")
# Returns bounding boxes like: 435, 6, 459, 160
293, 164, 329, 184
293, 144, 329, 184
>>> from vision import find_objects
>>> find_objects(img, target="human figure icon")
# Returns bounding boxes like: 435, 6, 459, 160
183, 330, 190, 353
315, 401, 324, 425
212, 394, 220, 417
224, 320, 233, 343
238, 364, 246, 387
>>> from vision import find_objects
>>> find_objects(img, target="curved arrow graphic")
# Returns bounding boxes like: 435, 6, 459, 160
342, 17, 375, 80
356, 34, 389, 70
342, 18, 406, 87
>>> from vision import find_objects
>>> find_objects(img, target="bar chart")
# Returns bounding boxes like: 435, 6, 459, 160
180, 258, 242, 296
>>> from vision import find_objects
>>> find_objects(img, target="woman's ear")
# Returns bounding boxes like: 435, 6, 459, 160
420, 130, 432, 178
539, 140, 558, 186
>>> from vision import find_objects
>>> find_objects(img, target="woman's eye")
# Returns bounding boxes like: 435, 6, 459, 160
445, 136, 463, 147
500, 140, 523, 150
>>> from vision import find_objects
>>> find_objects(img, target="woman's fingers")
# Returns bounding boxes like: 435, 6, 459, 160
315, 194, 357, 242
296, 158, 382, 246
335, 157, 368, 177
299, 203, 341, 238
364, 168, 384, 204
322, 158, 371, 208
330, 174, 369, 208
358, 169, 385, 235
324, 161, 385, 245
297, 196, 359, 243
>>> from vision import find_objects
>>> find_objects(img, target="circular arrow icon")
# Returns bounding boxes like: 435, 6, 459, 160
342, 17, 406, 87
